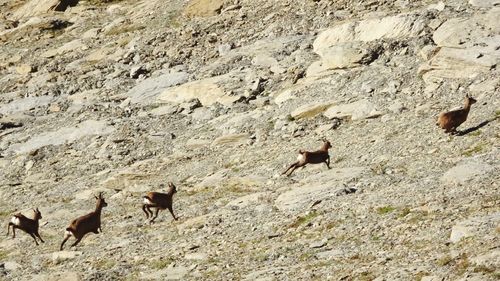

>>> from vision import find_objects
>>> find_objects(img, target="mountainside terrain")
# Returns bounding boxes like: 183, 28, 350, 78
0, 0, 499, 280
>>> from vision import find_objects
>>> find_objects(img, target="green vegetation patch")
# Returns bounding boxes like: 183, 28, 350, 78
376, 206, 396, 215
462, 143, 486, 157
289, 211, 318, 228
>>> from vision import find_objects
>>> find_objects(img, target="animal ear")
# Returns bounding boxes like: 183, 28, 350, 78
94, 195, 99, 200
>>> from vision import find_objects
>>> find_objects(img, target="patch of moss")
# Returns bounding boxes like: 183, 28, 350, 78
376, 206, 396, 215
473, 265, 495, 274
289, 211, 318, 228
0, 250, 8, 260
398, 207, 411, 218
95, 259, 116, 270
462, 143, 486, 157
150, 257, 175, 270
436, 255, 453, 266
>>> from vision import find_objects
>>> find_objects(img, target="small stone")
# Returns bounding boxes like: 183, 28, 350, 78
310, 238, 328, 248
217, 43, 232, 56
3, 261, 21, 271
15, 64, 33, 75
130, 66, 146, 79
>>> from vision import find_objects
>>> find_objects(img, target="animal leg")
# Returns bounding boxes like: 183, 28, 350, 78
70, 238, 82, 248
7, 222, 12, 236
287, 163, 304, 176
35, 232, 44, 243
29, 233, 39, 245
11, 225, 16, 238
325, 156, 331, 169
142, 204, 150, 219
60, 233, 71, 250
150, 208, 160, 224
146, 206, 154, 217
282, 162, 298, 175
167, 206, 177, 221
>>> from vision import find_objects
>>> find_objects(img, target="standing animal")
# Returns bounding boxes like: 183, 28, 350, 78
60, 192, 107, 250
7, 208, 44, 245
142, 182, 178, 223
437, 94, 477, 134
282, 139, 332, 176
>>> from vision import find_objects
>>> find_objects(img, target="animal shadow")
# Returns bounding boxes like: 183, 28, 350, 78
456, 116, 498, 136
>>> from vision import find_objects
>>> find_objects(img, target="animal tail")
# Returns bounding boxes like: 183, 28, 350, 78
143, 196, 153, 205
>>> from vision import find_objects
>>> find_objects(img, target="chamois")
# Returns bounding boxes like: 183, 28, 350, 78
60, 192, 107, 250
282, 139, 332, 176
7, 208, 44, 245
437, 94, 477, 135
142, 182, 178, 223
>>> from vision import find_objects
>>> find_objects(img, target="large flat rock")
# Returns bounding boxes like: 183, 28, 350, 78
0, 96, 54, 115
12, 0, 78, 20
421, 9, 500, 84
128, 72, 189, 105
7, 120, 115, 155
276, 167, 365, 212
313, 13, 426, 51
441, 160, 494, 184
323, 99, 382, 120
157, 74, 241, 106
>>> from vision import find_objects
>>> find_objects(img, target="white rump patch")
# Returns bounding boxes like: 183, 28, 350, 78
10, 217, 20, 226
143, 198, 153, 205
65, 230, 73, 236
296, 154, 305, 162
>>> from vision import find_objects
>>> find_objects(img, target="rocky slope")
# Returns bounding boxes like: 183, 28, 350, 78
0, 0, 499, 280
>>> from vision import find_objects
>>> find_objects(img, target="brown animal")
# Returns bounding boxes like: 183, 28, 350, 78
437, 94, 477, 134
7, 208, 44, 245
60, 192, 108, 250
282, 139, 332, 176
142, 182, 178, 223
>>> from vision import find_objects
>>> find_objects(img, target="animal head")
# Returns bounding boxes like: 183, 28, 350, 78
465, 94, 477, 105
167, 182, 177, 194
94, 192, 108, 208
33, 208, 42, 219
321, 138, 332, 149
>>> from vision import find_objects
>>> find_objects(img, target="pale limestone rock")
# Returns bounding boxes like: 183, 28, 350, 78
15, 64, 33, 75
291, 101, 336, 119
450, 224, 473, 243
226, 192, 268, 209
323, 99, 382, 120
469, 0, 500, 7
128, 72, 189, 105
185, 138, 211, 148
51, 251, 82, 263
441, 161, 494, 184
318, 43, 374, 69
313, 13, 426, 49
0, 96, 54, 115
8, 120, 115, 155
157, 75, 240, 106
12, 0, 76, 20
252, 54, 284, 74
184, 252, 208, 261
470, 249, 500, 268
211, 133, 250, 147
184, 0, 224, 17
42, 39, 86, 58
